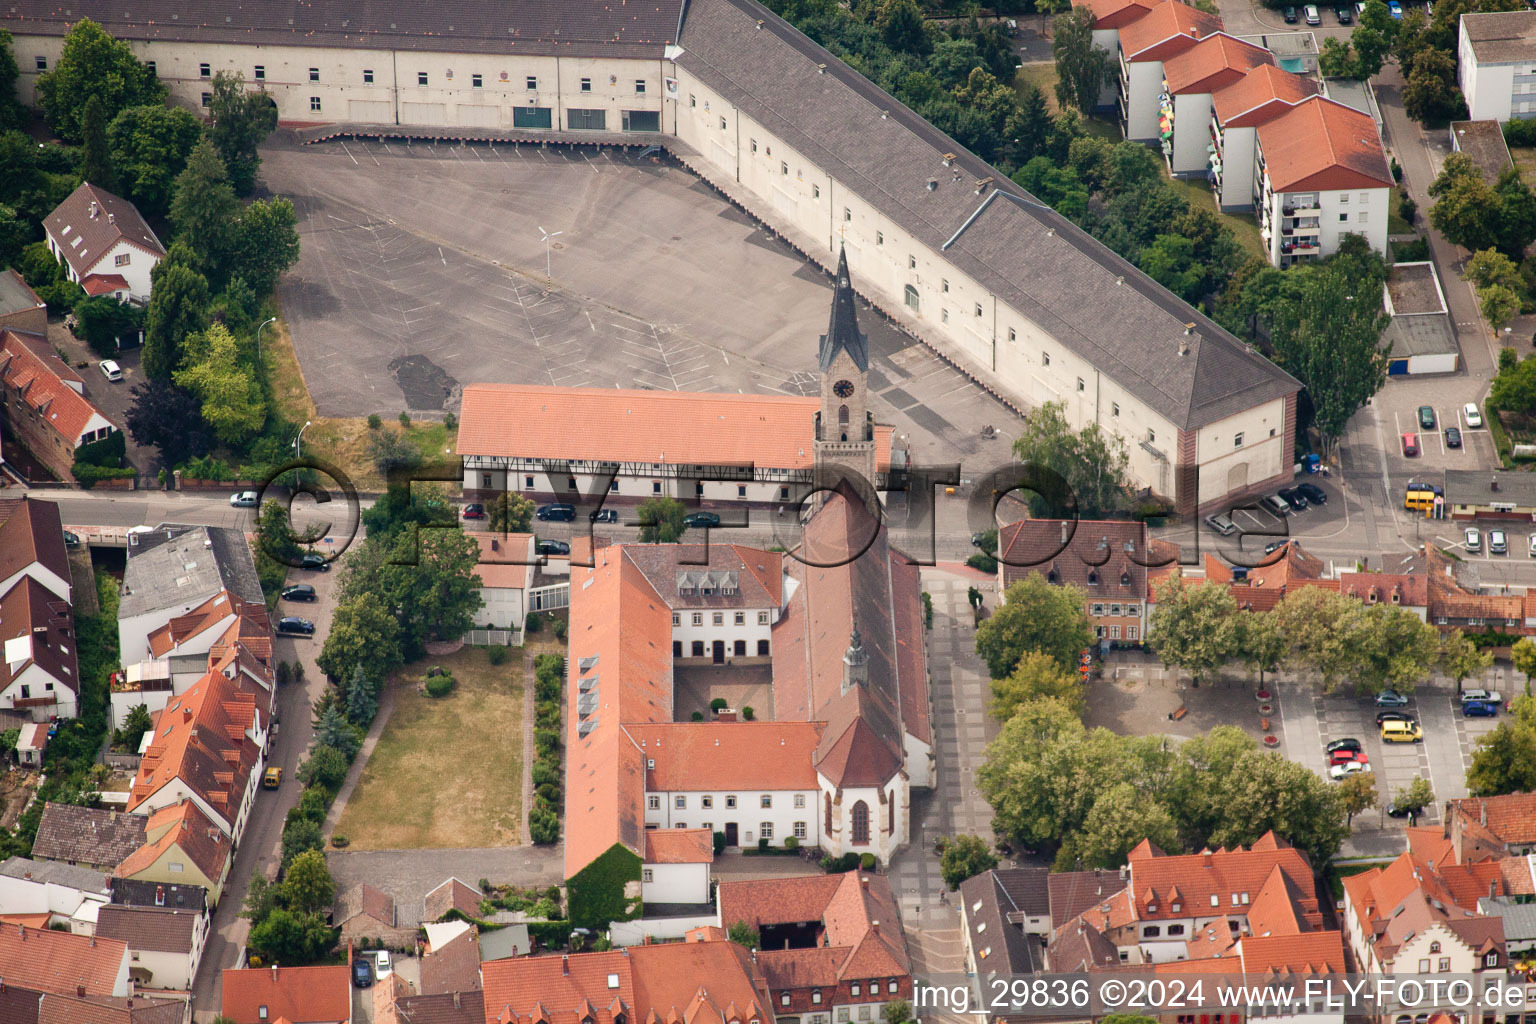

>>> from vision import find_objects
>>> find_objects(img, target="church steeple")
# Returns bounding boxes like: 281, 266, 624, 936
819, 246, 868, 374
841, 627, 868, 694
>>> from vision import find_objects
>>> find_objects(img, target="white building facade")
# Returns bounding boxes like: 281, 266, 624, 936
1459, 12, 1536, 122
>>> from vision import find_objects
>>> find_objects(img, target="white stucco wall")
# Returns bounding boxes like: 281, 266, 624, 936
640, 861, 710, 905
1169, 92, 1214, 174
644, 789, 820, 847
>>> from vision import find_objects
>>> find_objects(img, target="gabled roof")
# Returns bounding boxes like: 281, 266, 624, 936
1449, 794, 1536, 846
36, 993, 184, 1024
0, 856, 111, 893
221, 966, 351, 1024
1118, 0, 1224, 61
1047, 914, 1122, 971
472, 534, 536, 592
43, 183, 163, 280
1074, 0, 1160, 30
335, 883, 397, 927
0, 925, 128, 997
128, 672, 261, 830
998, 519, 1152, 598
1337, 571, 1429, 609
960, 869, 1042, 976
81, 274, 130, 297
1162, 32, 1273, 95
420, 923, 483, 996
1211, 63, 1319, 127
1460, 10, 1536, 64
643, 829, 714, 865
1126, 832, 1317, 924
622, 544, 783, 612
627, 940, 772, 1023
0, 329, 111, 446
0, 268, 45, 318
115, 799, 232, 884
627, 722, 824, 792
717, 871, 910, 981
458, 384, 892, 472
482, 951, 636, 1023
1256, 96, 1393, 192
425, 877, 484, 922
397, 992, 487, 1024
146, 588, 240, 658
819, 247, 868, 374
32, 803, 147, 869
0, 497, 70, 596
95, 904, 198, 954
1048, 868, 1129, 930
107, 877, 207, 913
0, 576, 79, 700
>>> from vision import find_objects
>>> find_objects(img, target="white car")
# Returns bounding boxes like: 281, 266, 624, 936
1529, 534, 1536, 558
1461, 688, 1503, 704
1465, 403, 1483, 428
99, 359, 123, 382
1329, 761, 1372, 779
229, 491, 259, 508
375, 950, 391, 976
1464, 527, 1481, 552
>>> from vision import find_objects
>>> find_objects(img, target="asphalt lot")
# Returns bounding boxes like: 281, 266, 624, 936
259, 136, 1017, 471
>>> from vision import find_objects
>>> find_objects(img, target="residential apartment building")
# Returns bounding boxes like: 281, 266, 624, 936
0, 923, 132, 997
1459, 11, 1536, 122
1160, 33, 1273, 175
1117, 0, 1225, 142
117, 524, 265, 667
1256, 96, 1392, 267
1209, 65, 1321, 210
1446, 794, 1536, 858
471, 533, 536, 632
717, 871, 913, 1019
43, 183, 164, 303
222, 965, 353, 1024
31, 803, 149, 872
1082, 0, 1162, 108
0, 856, 111, 932
958, 867, 1049, 988
640, 829, 713, 906
3, 0, 1303, 515
996, 519, 1159, 646
0, 328, 118, 480
96, 899, 208, 992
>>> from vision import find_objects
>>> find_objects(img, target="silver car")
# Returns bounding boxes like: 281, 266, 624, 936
229, 491, 259, 508
1464, 527, 1481, 553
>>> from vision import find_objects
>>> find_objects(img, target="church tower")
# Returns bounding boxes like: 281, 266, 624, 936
814, 247, 877, 492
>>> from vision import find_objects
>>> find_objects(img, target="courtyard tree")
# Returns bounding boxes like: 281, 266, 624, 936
975, 573, 1095, 678
124, 379, 212, 468
73, 295, 142, 357
298, 745, 350, 792
141, 259, 211, 380
317, 594, 402, 684
1057, 781, 1180, 870
314, 704, 360, 761
384, 527, 484, 651
208, 71, 279, 195
280, 816, 323, 870
1204, 752, 1349, 863
246, 906, 335, 966
169, 140, 240, 282
1146, 573, 1243, 687
1513, 637, 1536, 696
1011, 401, 1130, 517
1392, 776, 1435, 819
883, 1001, 914, 1024
1467, 722, 1536, 796
282, 849, 336, 914
976, 697, 1091, 852
726, 920, 760, 949
1235, 610, 1287, 688
1337, 771, 1378, 826
1437, 629, 1493, 693
173, 322, 267, 445
875, 0, 930, 55
36, 19, 164, 142
489, 492, 536, 533
637, 495, 688, 543
108, 105, 204, 217
989, 650, 1084, 720
938, 834, 998, 890
1053, 7, 1109, 115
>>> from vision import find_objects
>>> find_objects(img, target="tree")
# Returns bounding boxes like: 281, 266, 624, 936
1430, 153, 1500, 253
875, 0, 930, 55
1138, 234, 1204, 303
489, 492, 536, 533
79, 95, 116, 193
0, 204, 25, 271
1202, 753, 1349, 864
939, 834, 998, 890
1351, 22, 1392, 77
976, 697, 1093, 851
1235, 610, 1286, 688
246, 906, 336, 965
345, 666, 379, 727
255, 499, 314, 565
1480, 284, 1521, 330
882, 1001, 914, 1024
1318, 37, 1360, 78
114, 703, 153, 751
1011, 401, 1130, 517
0, 30, 24, 131
173, 322, 266, 444
141, 261, 211, 380
280, 817, 323, 870
298, 745, 350, 792
1494, 167, 1536, 257
317, 594, 403, 684
35, 19, 164, 143
73, 295, 141, 357
108, 105, 204, 218
125, 379, 212, 468
384, 527, 484, 647
990, 650, 1084, 720
1493, 352, 1536, 415
315, 703, 360, 761
230, 197, 302, 295
975, 573, 1095, 678
1403, 48, 1464, 124
1392, 776, 1435, 818
208, 71, 278, 195
1337, 771, 1378, 826
726, 920, 760, 949
1513, 637, 1536, 697
367, 428, 422, 478
1267, 260, 1389, 456
1147, 574, 1243, 687
1059, 781, 1180, 869
1467, 722, 1536, 796
637, 496, 688, 543
1467, 249, 1522, 292
282, 849, 335, 914
1053, 8, 1109, 115
1437, 629, 1493, 692
169, 140, 240, 283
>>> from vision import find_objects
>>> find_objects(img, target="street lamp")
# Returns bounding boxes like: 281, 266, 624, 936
538, 226, 563, 280
256, 316, 277, 363
294, 420, 312, 458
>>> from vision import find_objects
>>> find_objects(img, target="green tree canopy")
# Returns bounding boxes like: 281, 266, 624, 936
1011, 401, 1131, 517
1058, 780, 1180, 870
108, 105, 204, 218
975, 573, 1095, 678
1392, 776, 1435, 817
489, 493, 536, 533
384, 527, 485, 648
637, 496, 688, 543
169, 139, 240, 283
938, 834, 999, 890
141, 260, 211, 380
1147, 573, 1243, 686
1337, 771, 1379, 825
1468, 721, 1536, 796
0, 30, 24, 131
1052, 7, 1109, 115
79, 94, 117, 193
317, 593, 403, 684
35, 19, 164, 142
281, 849, 335, 914
172, 322, 266, 444
230, 197, 302, 295
990, 650, 1084, 720
208, 71, 279, 195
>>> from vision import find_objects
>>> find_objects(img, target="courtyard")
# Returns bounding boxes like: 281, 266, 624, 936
258, 134, 1019, 470
673, 663, 775, 722
334, 647, 526, 850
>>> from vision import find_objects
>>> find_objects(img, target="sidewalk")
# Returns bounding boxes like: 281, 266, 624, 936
322, 683, 399, 835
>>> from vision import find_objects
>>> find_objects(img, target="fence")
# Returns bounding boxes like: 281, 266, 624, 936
100, 751, 142, 771
464, 628, 524, 648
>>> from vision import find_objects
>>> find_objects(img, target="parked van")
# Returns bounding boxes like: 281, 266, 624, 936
1381, 719, 1423, 743
1404, 481, 1443, 513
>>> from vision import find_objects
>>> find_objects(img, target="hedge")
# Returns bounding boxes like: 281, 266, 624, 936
1487, 403, 1516, 469
72, 463, 135, 488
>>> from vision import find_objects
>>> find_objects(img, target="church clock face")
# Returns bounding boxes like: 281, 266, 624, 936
833, 379, 855, 398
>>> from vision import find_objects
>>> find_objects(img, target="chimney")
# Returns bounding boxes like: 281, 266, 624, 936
871, 920, 879, 936
272, 964, 279, 982
89, 934, 95, 947
107, 213, 115, 225
860, 875, 869, 890
562, 954, 570, 975
1061, 521, 1069, 544
156, 885, 165, 906
89, 201, 98, 219
717, 710, 737, 722
1492, 476, 1500, 492
491, 538, 499, 552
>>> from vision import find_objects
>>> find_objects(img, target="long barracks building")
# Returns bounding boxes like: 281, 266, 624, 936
3, 0, 1303, 513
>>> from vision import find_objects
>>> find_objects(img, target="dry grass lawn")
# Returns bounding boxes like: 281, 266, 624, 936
335, 647, 525, 849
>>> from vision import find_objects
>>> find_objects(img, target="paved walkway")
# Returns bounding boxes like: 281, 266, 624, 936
323, 683, 398, 834
522, 651, 535, 845
326, 845, 565, 928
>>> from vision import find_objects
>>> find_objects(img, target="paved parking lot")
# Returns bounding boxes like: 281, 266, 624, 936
259, 135, 1016, 468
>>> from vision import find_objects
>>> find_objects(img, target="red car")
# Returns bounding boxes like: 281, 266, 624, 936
462, 503, 486, 520
1329, 749, 1369, 767
1401, 433, 1419, 456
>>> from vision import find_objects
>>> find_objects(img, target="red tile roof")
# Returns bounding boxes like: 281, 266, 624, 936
1449, 794, 1536, 846
998, 519, 1152, 598
221, 966, 351, 1024
1212, 64, 1319, 127
1074, 0, 1160, 29
0, 925, 129, 997
644, 828, 714, 864
1256, 96, 1393, 192
627, 940, 772, 1023
1119, 0, 1223, 60
1126, 832, 1317, 925
1239, 931, 1347, 975
127, 672, 261, 833
472, 534, 536, 591
717, 871, 911, 982
44, 183, 164, 280
1, 328, 113, 447
146, 589, 239, 658
0, 497, 71, 596
1162, 33, 1273, 95
424, 878, 483, 922
1337, 571, 1430, 609
457, 384, 892, 472
115, 799, 232, 884
626, 722, 824, 791
81, 274, 130, 297
482, 950, 636, 1024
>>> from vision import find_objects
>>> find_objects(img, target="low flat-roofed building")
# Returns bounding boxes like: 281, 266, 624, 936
1450, 119, 1515, 182
0, 270, 46, 335
1382, 262, 1459, 376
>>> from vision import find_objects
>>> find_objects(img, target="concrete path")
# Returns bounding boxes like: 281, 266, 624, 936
325, 846, 565, 928
323, 683, 398, 835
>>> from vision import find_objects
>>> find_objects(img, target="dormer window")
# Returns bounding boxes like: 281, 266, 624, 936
1087, 569, 1099, 585
1047, 568, 1058, 584
1147, 903, 1158, 913
1121, 570, 1131, 585
1486, 953, 1499, 967
1171, 903, 1181, 913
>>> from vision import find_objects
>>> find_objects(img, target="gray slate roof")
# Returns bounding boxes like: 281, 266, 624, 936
95, 904, 198, 954
959, 869, 1041, 976
31, 803, 148, 871
819, 247, 868, 374
1461, 11, 1536, 64
477, 924, 531, 962
0, 0, 685, 58
675, 0, 1299, 430
120, 524, 263, 620
0, 269, 44, 318
996, 865, 1052, 918
0, 856, 111, 893
43, 183, 163, 281
1479, 896, 1536, 945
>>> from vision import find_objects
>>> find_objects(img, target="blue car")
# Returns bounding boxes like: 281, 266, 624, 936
1463, 699, 1499, 717
1388, 0, 1403, 17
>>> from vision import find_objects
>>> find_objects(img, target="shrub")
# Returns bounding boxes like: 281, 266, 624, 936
1391, 156, 1403, 182
535, 729, 561, 757
758, 836, 770, 852
821, 852, 860, 873
1400, 193, 1418, 225
530, 806, 560, 844
860, 852, 877, 871
966, 552, 998, 573
486, 645, 508, 666
479, 878, 494, 893
445, 412, 458, 430
296, 784, 329, 822
691, 711, 704, 722
710, 697, 728, 712
922, 592, 933, 629
532, 761, 559, 788
367, 414, 382, 430
784, 836, 799, 851
714, 831, 727, 855
276, 661, 291, 686
293, 661, 305, 683
331, 834, 350, 848
525, 614, 543, 634
399, 411, 411, 427
425, 675, 455, 698
552, 617, 567, 641
72, 463, 136, 488
742, 705, 755, 720
537, 782, 560, 803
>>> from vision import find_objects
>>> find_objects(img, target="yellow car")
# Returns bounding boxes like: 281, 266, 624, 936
262, 766, 282, 789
